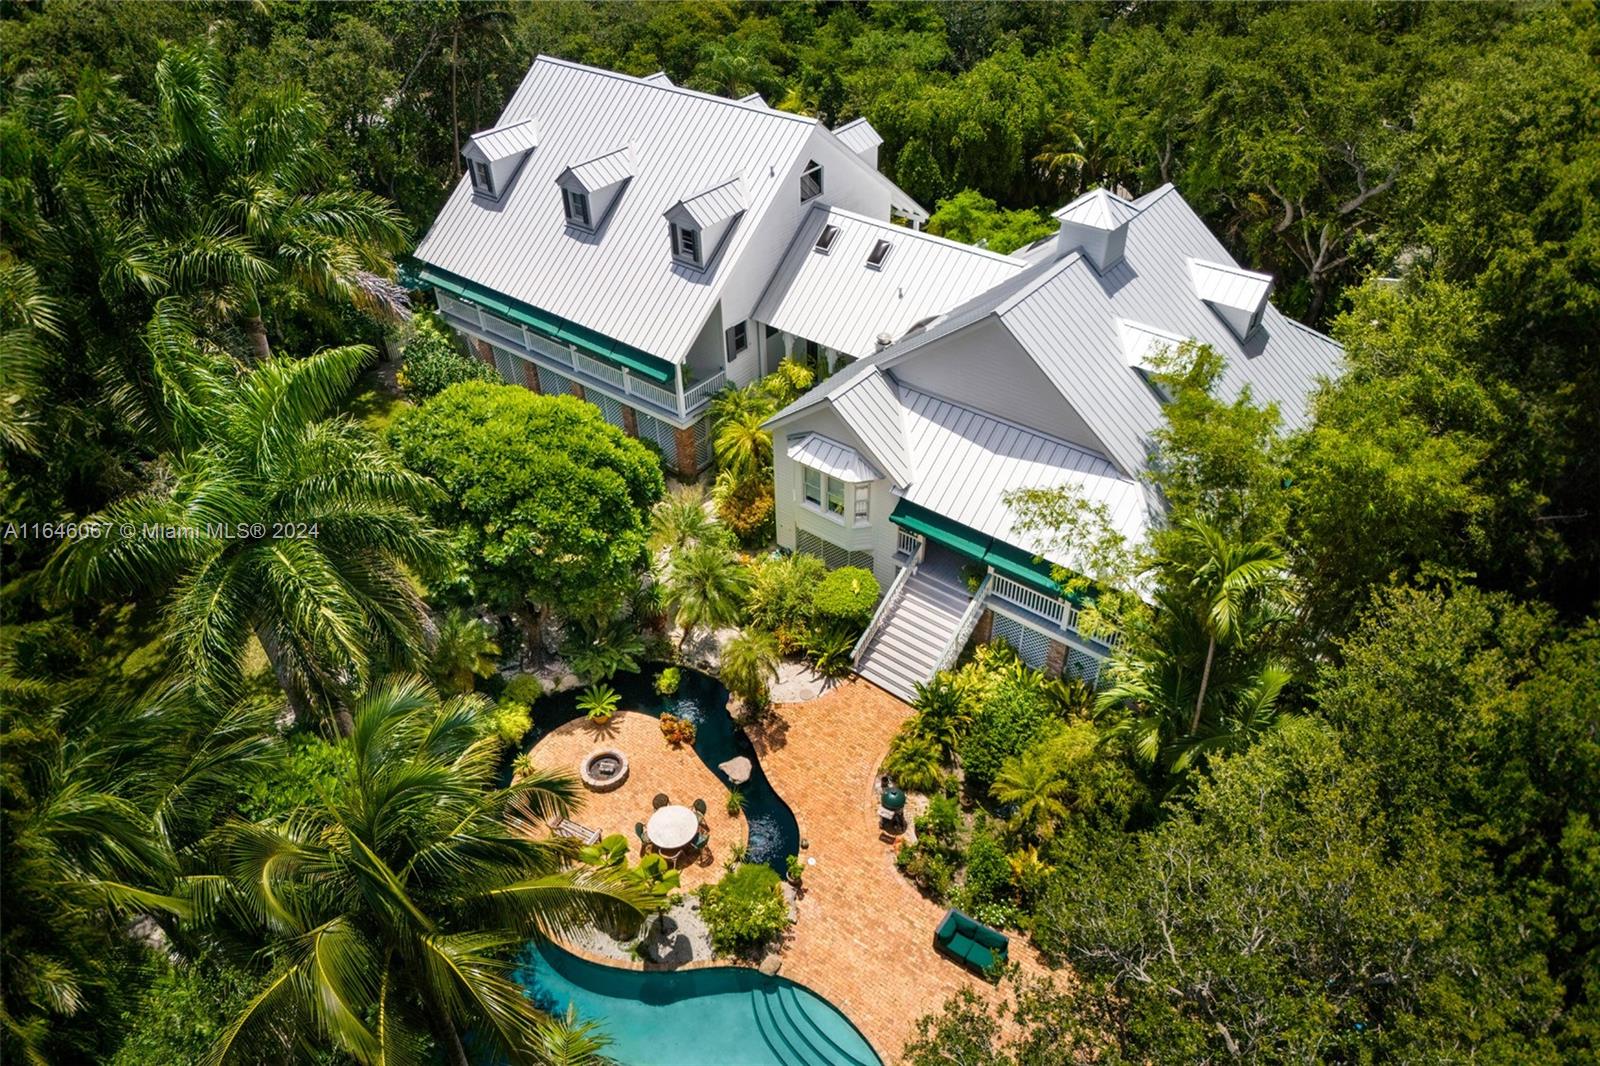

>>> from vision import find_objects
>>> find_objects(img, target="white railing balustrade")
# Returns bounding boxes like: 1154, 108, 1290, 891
986, 571, 1120, 648
682, 369, 727, 412
573, 351, 626, 389
897, 529, 922, 559
935, 572, 992, 675
852, 563, 916, 666
481, 311, 523, 346
626, 375, 678, 412
524, 331, 574, 367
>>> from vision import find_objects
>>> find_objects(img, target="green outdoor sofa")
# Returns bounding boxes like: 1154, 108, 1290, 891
934, 909, 1008, 973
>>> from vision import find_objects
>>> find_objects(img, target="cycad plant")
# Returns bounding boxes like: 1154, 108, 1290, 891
991, 748, 1071, 842
204, 676, 649, 1065
48, 339, 441, 725
720, 628, 780, 708
428, 609, 501, 695
664, 542, 750, 654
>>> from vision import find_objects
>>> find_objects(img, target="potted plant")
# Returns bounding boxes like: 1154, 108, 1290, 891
785, 853, 805, 886
577, 683, 620, 722
725, 789, 745, 816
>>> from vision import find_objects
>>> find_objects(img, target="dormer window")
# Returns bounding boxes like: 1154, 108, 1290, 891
562, 188, 591, 227
800, 160, 824, 202
814, 224, 840, 254
470, 159, 495, 197
866, 239, 892, 269
671, 222, 701, 265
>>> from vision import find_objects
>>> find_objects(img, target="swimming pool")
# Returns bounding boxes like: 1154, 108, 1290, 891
517, 939, 881, 1066
521, 667, 800, 876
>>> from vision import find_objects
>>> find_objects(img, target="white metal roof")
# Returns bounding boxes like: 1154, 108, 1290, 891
465, 119, 540, 162
665, 176, 746, 229
557, 146, 634, 193
1188, 258, 1273, 312
897, 386, 1151, 575
1116, 318, 1190, 369
834, 117, 883, 156
755, 205, 1027, 359
1053, 187, 1141, 230
771, 184, 1343, 482
414, 56, 924, 364
830, 369, 912, 486
786, 433, 881, 482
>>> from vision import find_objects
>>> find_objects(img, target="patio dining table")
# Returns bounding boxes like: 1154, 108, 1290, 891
646, 804, 699, 851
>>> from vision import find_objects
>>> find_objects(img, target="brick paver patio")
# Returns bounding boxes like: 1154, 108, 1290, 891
526, 711, 745, 892
750, 679, 1057, 1064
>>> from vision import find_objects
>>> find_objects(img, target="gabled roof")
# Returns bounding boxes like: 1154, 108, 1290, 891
770, 184, 1343, 483
754, 205, 1027, 360
1188, 258, 1273, 311
664, 176, 745, 229
413, 56, 925, 364
1053, 187, 1141, 230
464, 119, 539, 162
834, 117, 883, 155
830, 368, 911, 486
786, 433, 880, 482
556, 146, 634, 193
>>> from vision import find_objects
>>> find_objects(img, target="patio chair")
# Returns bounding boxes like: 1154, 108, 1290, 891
635, 822, 653, 853
652, 793, 670, 809
692, 798, 707, 816
691, 828, 710, 850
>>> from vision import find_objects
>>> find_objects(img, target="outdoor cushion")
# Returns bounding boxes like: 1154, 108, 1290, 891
934, 909, 1008, 972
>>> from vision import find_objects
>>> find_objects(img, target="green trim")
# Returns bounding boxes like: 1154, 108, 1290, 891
404, 260, 675, 384
889, 500, 1065, 598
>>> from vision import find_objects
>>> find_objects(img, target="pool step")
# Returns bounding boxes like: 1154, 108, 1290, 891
772, 983, 878, 1066
754, 985, 810, 1066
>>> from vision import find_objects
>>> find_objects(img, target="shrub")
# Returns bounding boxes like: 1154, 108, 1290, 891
726, 789, 745, 815
884, 731, 943, 792
917, 795, 963, 850
897, 842, 954, 899
577, 683, 620, 721
812, 567, 880, 634
715, 476, 775, 546
720, 628, 780, 708
745, 552, 826, 650
958, 666, 1062, 789
804, 624, 858, 680
958, 831, 1011, 910
655, 666, 681, 696
698, 863, 789, 954
502, 674, 544, 705
487, 700, 532, 745
239, 733, 351, 820
397, 314, 496, 398
660, 712, 696, 746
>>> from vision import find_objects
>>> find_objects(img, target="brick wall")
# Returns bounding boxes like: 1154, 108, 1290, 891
471, 337, 494, 366
621, 406, 638, 438
672, 424, 697, 475
520, 359, 540, 392
1043, 638, 1067, 679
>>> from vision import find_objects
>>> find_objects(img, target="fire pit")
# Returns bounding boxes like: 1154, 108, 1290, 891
580, 748, 629, 792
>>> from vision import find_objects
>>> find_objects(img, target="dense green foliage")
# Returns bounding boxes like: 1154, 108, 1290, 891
810, 566, 880, 635
396, 311, 496, 399
697, 863, 790, 956
393, 383, 663, 659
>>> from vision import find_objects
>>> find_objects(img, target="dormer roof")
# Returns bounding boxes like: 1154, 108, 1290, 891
664, 176, 746, 230
834, 117, 884, 155
463, 119, 539, 163
1187, 258, 1273, 312
556, 146, 635, 193
1052, 187, 1141, 230
1116, 318, 1190, 370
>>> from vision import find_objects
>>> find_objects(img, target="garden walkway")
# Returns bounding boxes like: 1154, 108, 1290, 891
750, 679, 1058, 1064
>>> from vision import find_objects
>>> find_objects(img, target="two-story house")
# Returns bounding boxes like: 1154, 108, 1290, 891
408, 56, 1004, 474
766, 186, 1343, 698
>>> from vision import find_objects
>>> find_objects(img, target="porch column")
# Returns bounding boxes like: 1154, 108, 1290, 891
672, 423, 698, 475
520, 359, 541, 393
1043, 638, 1068, 679
568, 380, 586, 401
972, 609, 994, 647
620, 405, 639, 438
471, 337, 495, 367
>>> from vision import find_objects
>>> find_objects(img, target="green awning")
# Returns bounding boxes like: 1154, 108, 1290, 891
404, 260, 675, 384
890, 500, 1066, 598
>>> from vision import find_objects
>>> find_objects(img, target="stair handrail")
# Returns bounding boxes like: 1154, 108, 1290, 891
933, 571, 992, 676
852, 561, 917, 666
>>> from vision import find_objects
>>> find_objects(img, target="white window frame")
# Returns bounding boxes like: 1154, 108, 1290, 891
800, 159, 824, 202
470, 159, 495, 196
825, 476, 845, 517
853, 483, 870, 526
802, 466, 822, 508
726, 321, 748, 361
563, 187, 591, 227
798, 462, 857, 524
671, 222, 701, 266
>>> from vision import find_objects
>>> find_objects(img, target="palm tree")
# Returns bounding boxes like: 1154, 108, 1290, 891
143, 45, 409, 360
1169, 661, 1297, 773
882, 731, 943, 793
1168, 517, 1291, 733
720, 628, 780, 708
428, 609, 501, 695
908, 676, 970, 761
664, 542, 750, 654
649, 485, 717, 554
48, 338, 441, 725
710, 386, 775, 480
204, 676, 649, 1066
991, 749, 1071, 841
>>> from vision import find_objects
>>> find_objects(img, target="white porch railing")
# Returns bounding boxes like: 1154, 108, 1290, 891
934, 572, 992, 675
852, 562, 916, 666
625, 375, 678, 412
987, 571, 1119, 648
573, 351, 626, 389
682, 369, 726, 413
897, 528, 922, 559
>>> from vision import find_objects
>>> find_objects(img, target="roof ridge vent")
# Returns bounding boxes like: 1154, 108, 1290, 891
1051, 187, 1140, 272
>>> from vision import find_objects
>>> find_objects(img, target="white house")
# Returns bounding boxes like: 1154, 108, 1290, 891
408, 56, 945, 474
766, 185, 1344, 699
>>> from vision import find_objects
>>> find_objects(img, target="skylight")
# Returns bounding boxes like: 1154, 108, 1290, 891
866, 239, 892, 269
814, 224, 840, 254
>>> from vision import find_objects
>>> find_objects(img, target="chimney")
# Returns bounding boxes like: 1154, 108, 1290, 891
875, 332, 894, 352
1052, 188, 1140, 273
